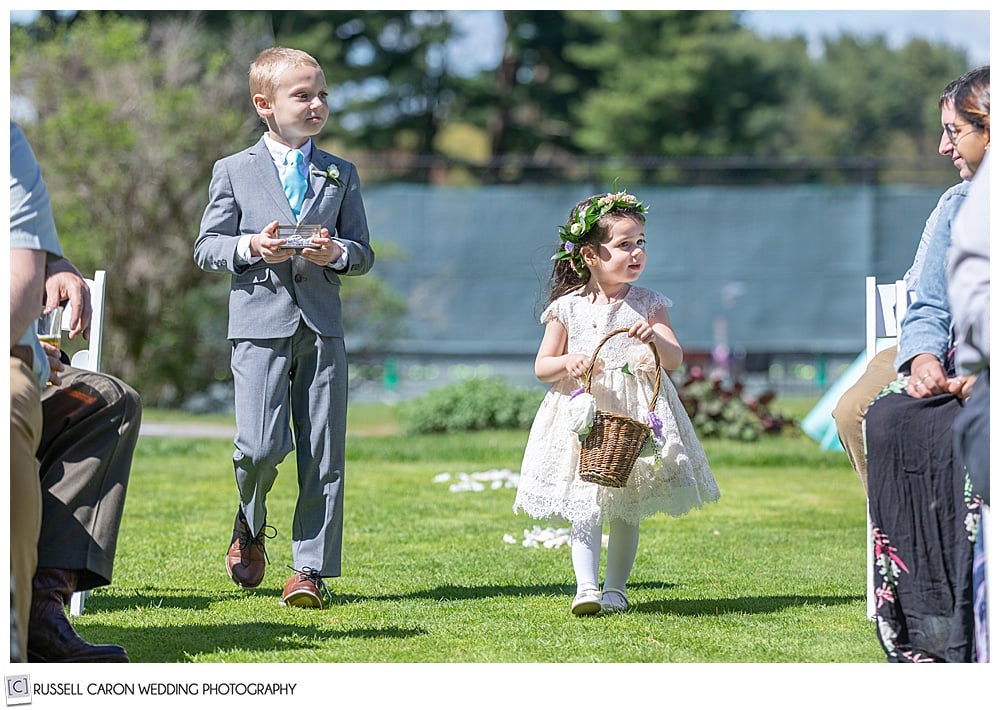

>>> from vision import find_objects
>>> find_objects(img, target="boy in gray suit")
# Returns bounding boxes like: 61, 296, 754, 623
194, 47, 375, 608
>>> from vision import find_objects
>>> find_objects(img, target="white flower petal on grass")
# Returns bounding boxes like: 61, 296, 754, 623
449, 478, 485, 492
435, 469, 520, 491
520, 526, 571, 548
543, 530, 570, 548
504, 526, 606, 549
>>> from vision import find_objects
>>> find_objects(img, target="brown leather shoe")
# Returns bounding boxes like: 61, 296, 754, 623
27, 568, 129, 663
280, 567, 331, 609
226, 509, 274, 588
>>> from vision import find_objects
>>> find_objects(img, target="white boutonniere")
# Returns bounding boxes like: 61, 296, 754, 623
323, 164, 343, 187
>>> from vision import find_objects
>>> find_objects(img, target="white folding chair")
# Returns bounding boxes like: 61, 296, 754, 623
63, 270, 106, 373
865, 277, 908, 365
862, 277, 910, 619
62, 270, 107, 616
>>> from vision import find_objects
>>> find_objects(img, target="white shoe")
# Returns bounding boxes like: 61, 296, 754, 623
571, 589, 602, 616
600, 588, 629, 613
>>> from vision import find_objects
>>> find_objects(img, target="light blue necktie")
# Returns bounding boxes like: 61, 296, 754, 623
281, 148, 307, 218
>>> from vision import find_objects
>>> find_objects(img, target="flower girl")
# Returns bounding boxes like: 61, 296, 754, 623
513, 189, 720, 615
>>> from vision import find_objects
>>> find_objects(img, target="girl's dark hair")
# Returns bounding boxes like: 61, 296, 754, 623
544, 195, 647, 306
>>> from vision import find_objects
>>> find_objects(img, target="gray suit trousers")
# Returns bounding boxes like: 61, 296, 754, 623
231, 319, 347, 577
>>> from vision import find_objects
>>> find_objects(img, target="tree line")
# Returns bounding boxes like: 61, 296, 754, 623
10, 10, 978, 406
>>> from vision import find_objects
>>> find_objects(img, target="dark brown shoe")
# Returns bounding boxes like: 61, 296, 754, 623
225, 509, 274, 588
280, 567, 331, 609
27, 568, 129, 663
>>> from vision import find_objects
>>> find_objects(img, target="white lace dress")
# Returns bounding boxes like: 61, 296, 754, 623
513, 285, 720, 525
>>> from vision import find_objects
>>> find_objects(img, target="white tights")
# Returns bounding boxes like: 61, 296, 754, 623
570, 518, 639, 594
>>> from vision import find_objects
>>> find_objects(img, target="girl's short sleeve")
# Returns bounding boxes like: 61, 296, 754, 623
647, 289, 673, 316
540, 299, 563, 326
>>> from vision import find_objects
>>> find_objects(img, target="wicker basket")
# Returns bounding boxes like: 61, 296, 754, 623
577, 328, 662, 488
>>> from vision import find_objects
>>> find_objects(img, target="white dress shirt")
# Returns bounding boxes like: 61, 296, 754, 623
236, 134, 348, 270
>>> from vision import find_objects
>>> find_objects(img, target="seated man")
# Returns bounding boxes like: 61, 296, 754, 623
10, 121, 141, 663
10, 199, 50, 662
26, 259, 142, 663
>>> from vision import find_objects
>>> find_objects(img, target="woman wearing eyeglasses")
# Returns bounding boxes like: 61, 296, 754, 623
943, 83, 990, 180
832, 71, 978, 494
862, 65, 989, 663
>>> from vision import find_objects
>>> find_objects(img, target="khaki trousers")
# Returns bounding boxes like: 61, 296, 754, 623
832, 346, 898, 493
9, 353, 43, 661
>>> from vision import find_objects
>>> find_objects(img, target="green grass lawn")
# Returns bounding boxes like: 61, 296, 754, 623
67, 397, 889, 665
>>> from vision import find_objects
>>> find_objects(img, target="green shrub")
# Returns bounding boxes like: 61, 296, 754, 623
400, 377, 545, 434
677, 366, 788, 442
400, 369, 792, 441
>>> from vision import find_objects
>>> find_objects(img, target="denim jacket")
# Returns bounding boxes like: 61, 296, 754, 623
894, 180, 970, 374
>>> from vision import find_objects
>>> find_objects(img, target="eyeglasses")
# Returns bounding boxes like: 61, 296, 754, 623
944, 121, 977, 145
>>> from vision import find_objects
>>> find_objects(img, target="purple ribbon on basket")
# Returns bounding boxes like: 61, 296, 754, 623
646, 412, 663, 439
570, 387, 585, 399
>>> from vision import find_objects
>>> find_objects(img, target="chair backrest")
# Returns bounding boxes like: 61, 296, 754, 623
61, 270, 106, 372
864, 276, 911, 364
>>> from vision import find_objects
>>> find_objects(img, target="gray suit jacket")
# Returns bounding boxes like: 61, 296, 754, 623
194, 136, 375, 339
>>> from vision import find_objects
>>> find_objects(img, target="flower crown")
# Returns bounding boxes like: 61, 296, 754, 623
552, 189, 649, 269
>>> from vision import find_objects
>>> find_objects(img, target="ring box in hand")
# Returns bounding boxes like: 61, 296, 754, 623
278, 224, 322, 249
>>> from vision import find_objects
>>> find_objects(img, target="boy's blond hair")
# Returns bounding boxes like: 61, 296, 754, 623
249, 47, 321, 99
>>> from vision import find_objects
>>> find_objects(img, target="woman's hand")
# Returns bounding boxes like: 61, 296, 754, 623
950, 373, 977, 399
906, 353, 963, 399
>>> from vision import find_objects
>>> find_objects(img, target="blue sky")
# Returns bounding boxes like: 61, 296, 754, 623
447, 9, 990, 72
741, 9, 990, 66
9, 8, 991, 70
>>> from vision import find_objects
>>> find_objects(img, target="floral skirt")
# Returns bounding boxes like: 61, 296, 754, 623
865, 388, 980, 662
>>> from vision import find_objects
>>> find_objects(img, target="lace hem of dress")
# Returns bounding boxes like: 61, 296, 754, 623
513, 478, 718, 526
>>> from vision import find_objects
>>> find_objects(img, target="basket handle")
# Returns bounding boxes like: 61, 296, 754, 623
583, 327, 661, 413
